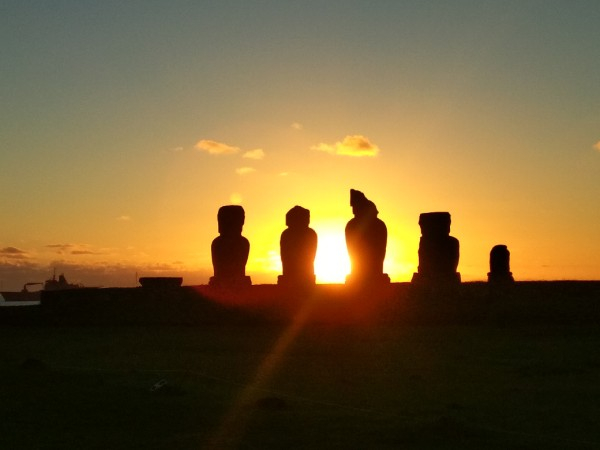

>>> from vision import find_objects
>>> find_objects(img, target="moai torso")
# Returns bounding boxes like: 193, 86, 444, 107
416, 212, 460, 279
345, 189, 388, 284
279, 206, 317, 285
210, 205, 251, 286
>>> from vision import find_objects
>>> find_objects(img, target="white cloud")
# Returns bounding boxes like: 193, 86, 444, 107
311, 135, 380, 157
195, 139, 240, 155
291, 122, 303, 131
242, 148, 265, 160
230, 193, 243, 204
235, 167, 256, 175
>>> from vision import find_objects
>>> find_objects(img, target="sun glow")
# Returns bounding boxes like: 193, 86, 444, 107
314, 231, 350, 283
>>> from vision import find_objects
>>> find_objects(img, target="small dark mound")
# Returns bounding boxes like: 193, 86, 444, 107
20, 358, 46, 371
254, 396, 288, 410
149, 379, 185, 396
412, 415, 489, 442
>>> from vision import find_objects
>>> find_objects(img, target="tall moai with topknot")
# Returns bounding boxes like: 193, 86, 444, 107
411, 212, 461, 290
488, 244, 514, 284
345, 189, 390, 286
209, 205, 251, 288
278, 205, 318, 287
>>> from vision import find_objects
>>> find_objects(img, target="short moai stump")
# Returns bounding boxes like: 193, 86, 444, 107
488, 244, 514, 286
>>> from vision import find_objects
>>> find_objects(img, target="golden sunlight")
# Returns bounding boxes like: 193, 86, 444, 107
314, 231, 350, 283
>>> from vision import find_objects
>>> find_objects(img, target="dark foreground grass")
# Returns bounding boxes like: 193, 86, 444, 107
1, 323, 600, 449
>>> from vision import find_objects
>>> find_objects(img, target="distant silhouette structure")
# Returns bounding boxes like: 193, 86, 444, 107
278, 206, 318, 287
488, 244, 514, 284
209, 205, 251, 288
139, 277, 183, 289
411, 212, 461, 290
345, 189, 390, 285
44, 272, 81, 291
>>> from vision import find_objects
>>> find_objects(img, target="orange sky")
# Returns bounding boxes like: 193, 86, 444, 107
1, 2, 599, 290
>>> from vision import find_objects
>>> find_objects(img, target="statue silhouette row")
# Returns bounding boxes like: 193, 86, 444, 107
209, 189, 512, 289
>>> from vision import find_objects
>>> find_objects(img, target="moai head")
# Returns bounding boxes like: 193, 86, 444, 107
286, 205, 310, 229
350, 189, 367, 216
350, 189, 379, 219
364, 200, 378, 219
418, 212, 451, 238
217, 205, 245, 236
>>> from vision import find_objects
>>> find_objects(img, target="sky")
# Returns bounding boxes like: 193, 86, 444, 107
1, 1, 599, 290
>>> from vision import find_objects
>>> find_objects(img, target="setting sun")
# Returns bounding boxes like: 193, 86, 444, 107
313, 230, 351, 284
1, 2, 599, 292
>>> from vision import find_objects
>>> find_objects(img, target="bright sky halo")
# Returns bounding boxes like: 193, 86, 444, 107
2, 2, 600, 290
313, 230, 350, 284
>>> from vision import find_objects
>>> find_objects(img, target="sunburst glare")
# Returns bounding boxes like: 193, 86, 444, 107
313, 230, 350, 283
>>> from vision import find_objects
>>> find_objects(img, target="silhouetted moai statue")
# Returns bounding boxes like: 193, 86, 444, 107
488, 244, 514, 284
209, 205, 251, 288
278, 206, 318, 287
411, 212, 461, 291
345, 189, 390, 286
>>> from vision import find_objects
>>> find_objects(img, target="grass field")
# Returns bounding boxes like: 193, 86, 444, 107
2, 321, 600, 449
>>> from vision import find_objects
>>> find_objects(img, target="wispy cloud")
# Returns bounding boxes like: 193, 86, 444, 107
291, 122, 303, 131
594, 141, 600, 152
235, 167, 256, 175
116, 215, 132, 222
46, 244, 101, 256
195, 139, 240, 155
311, 135, 380, 157
46, 244, 74, 254
242, 148, 265, 160
0, 247, 27, 259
